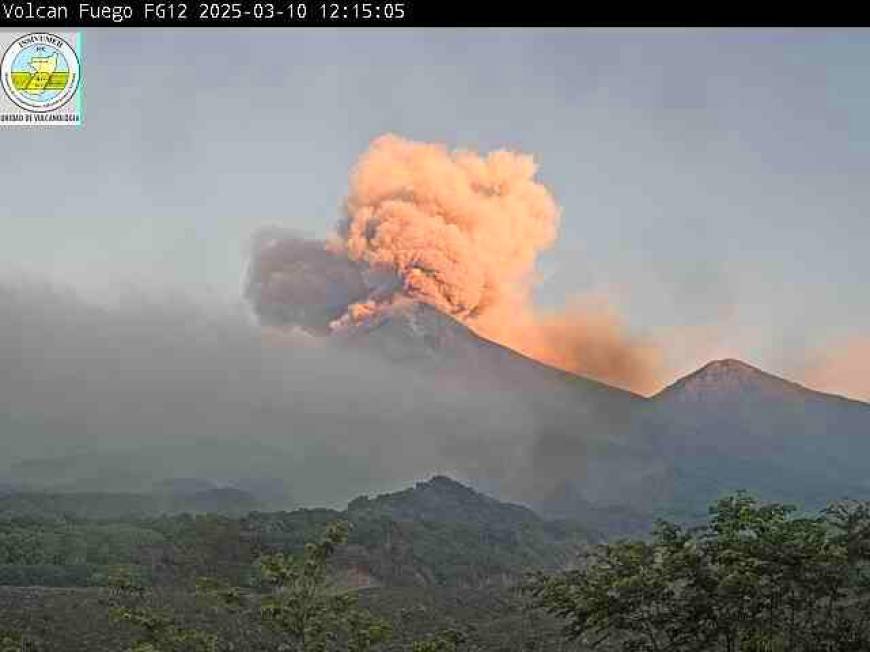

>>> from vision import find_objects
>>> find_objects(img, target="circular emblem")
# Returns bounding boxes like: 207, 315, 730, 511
1, 33, 80, 113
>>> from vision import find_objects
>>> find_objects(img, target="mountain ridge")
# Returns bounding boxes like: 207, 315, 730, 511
340, 301, 645, 403
0, 474, 591, 589
346, 301, 868, 410
655, 358, 870, 408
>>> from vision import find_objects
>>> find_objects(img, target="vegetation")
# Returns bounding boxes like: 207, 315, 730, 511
104, 521, 483, 652
8, 479, 870, 651
526, 492, 870, 651
406, 628, 471, 652
105, 568, 219, 652
231, 520, 392, 651
0, 477, 587, 590
0, 477, 578, 649
0, 489, 258, 521
0, 629, 37, 652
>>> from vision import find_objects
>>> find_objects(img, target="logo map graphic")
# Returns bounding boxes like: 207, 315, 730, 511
1, 32, 82, 125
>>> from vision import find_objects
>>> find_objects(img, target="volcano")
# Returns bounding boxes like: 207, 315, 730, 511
638, 358, 870, 522
342, 305, 870, 533
651, 358, 870, 453
3, 284, 868, 537
339, 301, 642, 405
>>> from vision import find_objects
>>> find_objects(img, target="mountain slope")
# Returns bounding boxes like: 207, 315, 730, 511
0, 476, 580, 650
593, 359, 870, 524
652, 358, 870, 453
339, 475, 591, 587
340, 301, 642, 407
340, 302, 658, 526
656, 358, 868, 410
342, 308, 870, 532
0, 475, 589, 590
534, 358, 870, 532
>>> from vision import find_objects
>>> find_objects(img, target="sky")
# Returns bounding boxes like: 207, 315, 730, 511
1, 28, 868, 392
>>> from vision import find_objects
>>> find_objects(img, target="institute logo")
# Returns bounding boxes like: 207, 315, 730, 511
1, 33, 81, 120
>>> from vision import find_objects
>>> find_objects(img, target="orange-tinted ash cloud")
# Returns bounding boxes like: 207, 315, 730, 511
248, 134, 665, 394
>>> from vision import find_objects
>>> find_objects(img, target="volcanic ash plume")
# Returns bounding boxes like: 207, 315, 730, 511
247, 230, 368, 335
247, 134, 662, 394
338, 134, 559, 322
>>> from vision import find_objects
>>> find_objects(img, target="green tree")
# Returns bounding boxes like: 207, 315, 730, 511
526, 493, 870, 652
253, 521, 391, 651
197, 521, 393, 652
0, 630, 38, 652
104, 567, 219, 652
408, 628, 473, 652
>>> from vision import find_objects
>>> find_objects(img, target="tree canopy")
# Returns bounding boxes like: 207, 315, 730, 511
526, 493, 870, 652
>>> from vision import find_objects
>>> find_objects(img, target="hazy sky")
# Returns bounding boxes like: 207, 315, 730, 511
1, 28, 868, 384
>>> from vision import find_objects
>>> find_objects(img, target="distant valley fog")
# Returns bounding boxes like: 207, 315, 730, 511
0, 279, 573, 509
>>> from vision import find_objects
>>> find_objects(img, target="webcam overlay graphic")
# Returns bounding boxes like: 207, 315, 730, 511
0, 31, 82, 126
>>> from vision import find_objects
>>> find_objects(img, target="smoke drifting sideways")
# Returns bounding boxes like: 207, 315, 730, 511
247, 229, 368, 335
0, 280, 559, 507
247, 134, 663, 395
